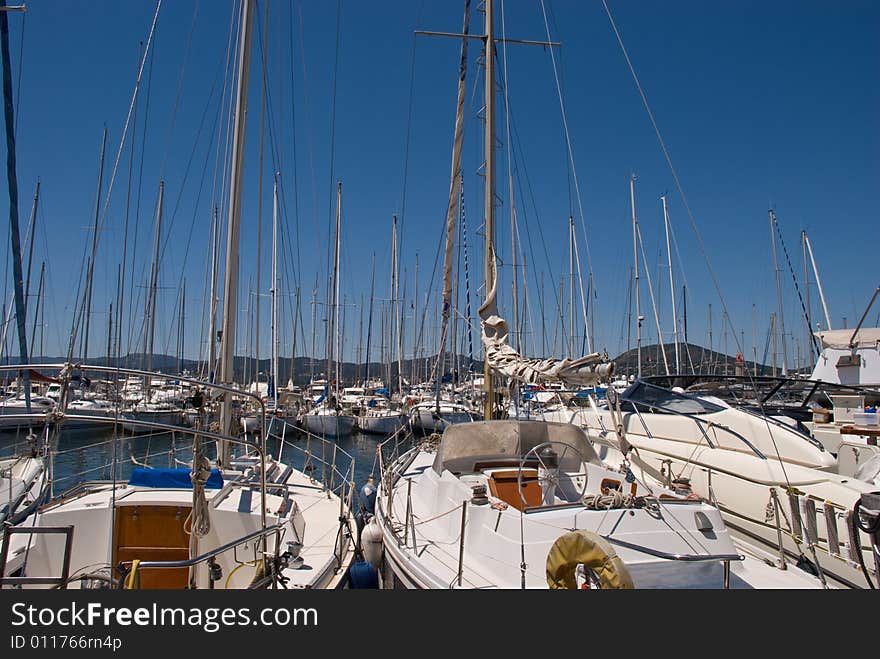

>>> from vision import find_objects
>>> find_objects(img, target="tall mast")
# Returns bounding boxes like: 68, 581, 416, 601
363, 255, 375, 384
482, 0, 496, 419
309, 283, 320, 382
662, 194, 680, 373
769, 209, 788, 375
393, 217, 404, 394
802, 230, 812, 364
326, 181, 342, 398
568, 217, 575, 357
107, 302, 113, 364
630, 175, 642, 378
708, 304, 713, 373
29, 262, 44, 358
207, 206, 220, 381
412, 254, 418, 386
390, 215, 397, 391
83, 127, 108, 364
290, 286, 300, 386
145, 181, 164, 384
218, 0, 256, 467
771, 312, 777, 377
271, 176, 279, 406
803, 230, 832, 330
23, 181, 39, 323
752, 303, 758, 376
177, 278, 185, 374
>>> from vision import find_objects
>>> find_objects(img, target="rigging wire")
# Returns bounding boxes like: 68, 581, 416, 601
75, 1, 163, 365
395, 0, 427, 277
538, 0, 597, 328
772, 213, 820, 360
601, 0, 797, 492
159, 0, 200, 181
125, 18, 159, 359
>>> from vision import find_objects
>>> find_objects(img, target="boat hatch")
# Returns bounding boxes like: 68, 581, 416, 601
112, 505, 191, 589
485, 468, 540, 511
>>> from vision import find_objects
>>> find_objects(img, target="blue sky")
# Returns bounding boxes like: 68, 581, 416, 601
1, 0, 877, 374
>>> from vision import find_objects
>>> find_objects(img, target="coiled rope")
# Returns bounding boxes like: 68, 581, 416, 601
582, 491, 659, 513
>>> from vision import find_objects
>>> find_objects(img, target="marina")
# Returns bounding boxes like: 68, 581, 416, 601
0, 0, 878, 596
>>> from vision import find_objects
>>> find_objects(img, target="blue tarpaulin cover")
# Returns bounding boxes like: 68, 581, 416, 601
128, 467, 224, 489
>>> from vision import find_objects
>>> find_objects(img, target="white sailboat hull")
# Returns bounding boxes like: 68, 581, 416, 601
358, 412, 406, 435
120, 409, 182, 433
302, 412, 356, 438
409, 407, 473, 436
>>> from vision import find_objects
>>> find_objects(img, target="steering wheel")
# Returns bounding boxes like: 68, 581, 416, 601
517, 441, 589, 509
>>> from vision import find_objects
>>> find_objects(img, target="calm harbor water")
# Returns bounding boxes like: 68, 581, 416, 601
0, 422, 393, 501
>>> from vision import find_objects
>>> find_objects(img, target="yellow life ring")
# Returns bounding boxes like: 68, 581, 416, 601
545, 530, 634, 589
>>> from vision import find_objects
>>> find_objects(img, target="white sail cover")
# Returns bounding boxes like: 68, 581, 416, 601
815, 328, 880, 350
479, 251, 613, 386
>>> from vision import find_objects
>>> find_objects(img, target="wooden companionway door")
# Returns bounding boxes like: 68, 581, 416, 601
113, 505, 191, 589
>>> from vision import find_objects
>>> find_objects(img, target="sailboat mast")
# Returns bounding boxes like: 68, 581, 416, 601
309, 287, 316, 384
662, 194, 679, 373
390, 215, 397, 391
412, 254, 418, 386
568, 217, 574, 357
83, 127, 108, 364
803, 230, 832, 330
363, 255, 375, 384
146, 181, 164, 382
769, 209, 788, 375
23, 181, 39, 321
207, 207, 219, 381
291, 286, 300, 386
482, 0, 496, 420
177, 278, 185, 374
218, 0, 256, 465
393, 216, 404, 394
326, 181, 342, 398
630, 175, 641, 378
271, 177, 279, 405
29, 262, 44, 358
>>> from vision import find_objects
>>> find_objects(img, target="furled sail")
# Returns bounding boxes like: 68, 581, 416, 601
479, 258, 614, 385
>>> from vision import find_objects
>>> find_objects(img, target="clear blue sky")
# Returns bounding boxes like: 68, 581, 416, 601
1, 0, 877, 374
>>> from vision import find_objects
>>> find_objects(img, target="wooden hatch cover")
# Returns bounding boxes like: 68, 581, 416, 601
487, 468, 542, 511
113, 505, 192, 589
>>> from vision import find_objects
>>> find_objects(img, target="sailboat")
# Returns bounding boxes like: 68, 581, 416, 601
302, 182, 356, 438
358, 218, 408, 436
1, 0, 355, 590
367, 1, 821, 589
119, 182, 184, 433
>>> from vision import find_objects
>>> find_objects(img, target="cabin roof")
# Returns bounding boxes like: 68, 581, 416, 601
431, 420, 600, 475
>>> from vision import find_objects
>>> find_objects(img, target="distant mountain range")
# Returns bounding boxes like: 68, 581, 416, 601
8, 341, 794, 385
609, 341, 787, 378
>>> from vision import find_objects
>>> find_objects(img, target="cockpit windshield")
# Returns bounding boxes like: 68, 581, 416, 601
621, 381, 725, 415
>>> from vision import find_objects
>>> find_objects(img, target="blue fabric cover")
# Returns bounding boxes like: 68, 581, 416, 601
346, 560, 379, 589
128, 467, 224, 489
